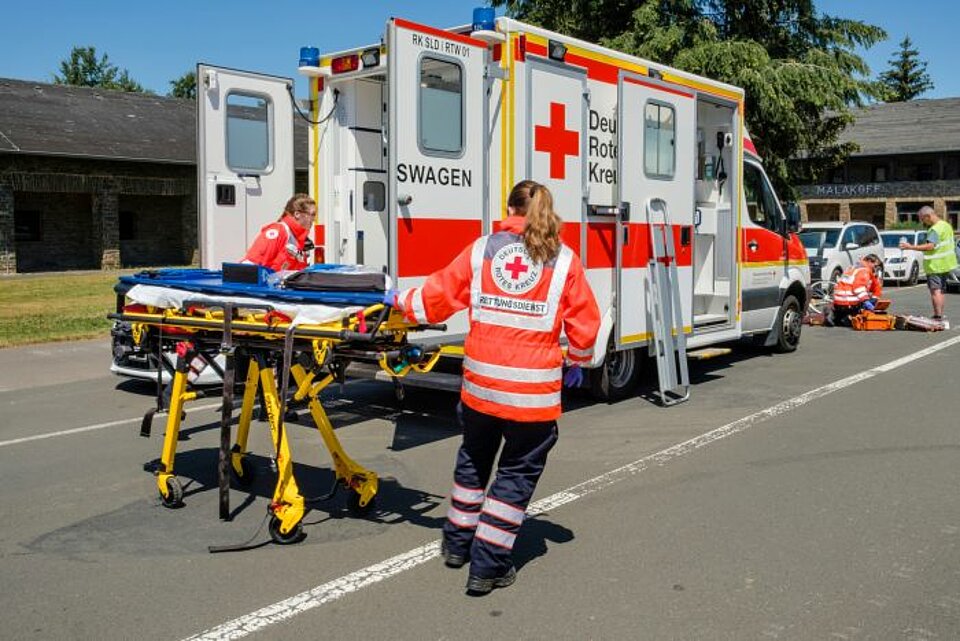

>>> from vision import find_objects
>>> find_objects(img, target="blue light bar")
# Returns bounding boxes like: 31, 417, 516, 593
299, 46, 320, 68
472, 7, 495, 32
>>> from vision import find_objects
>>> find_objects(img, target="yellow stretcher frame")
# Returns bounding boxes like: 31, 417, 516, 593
111, 301, 443, 545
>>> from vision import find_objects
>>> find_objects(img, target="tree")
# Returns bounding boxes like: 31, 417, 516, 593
53, 46, 146, 92
878, 36, 933, 102
491, 0, 887, 195
168, 71, 197, 100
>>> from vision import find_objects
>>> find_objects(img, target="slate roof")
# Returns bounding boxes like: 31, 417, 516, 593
0, 77, 307, 169
841, 97, 960, 157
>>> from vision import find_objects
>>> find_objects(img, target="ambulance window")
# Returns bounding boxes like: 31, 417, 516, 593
226, 93, 271, 173
743, 162, 780, 232
419, 57, 463, 155
363, 181, 385, 212
644, 102, 675, 179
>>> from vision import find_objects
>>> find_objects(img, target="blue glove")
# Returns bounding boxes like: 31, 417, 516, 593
383, 288, 399, 306
862, 299, 876, 311
563, 365, 584, 388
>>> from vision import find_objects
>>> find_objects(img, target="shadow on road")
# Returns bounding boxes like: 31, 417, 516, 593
514, 516, 575, 571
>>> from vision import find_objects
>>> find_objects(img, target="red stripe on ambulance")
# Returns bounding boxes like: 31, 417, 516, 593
397, 218, 483, 278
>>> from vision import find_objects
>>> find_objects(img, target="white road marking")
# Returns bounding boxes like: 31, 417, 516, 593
182, 333, 960, 641
0, 402, 223, 449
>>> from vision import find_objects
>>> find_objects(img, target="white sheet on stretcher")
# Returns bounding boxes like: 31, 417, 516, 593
127, 285, 362, 327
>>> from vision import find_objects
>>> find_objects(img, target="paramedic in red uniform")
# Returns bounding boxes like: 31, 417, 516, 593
395, 180, 601, 595
242, 193, 316, 271
830, 255, 882, 326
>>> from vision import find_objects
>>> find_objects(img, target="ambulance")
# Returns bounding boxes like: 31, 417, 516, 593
195, 11, 810, 401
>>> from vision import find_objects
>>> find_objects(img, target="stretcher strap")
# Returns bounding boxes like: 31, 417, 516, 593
275, 324, 297, 462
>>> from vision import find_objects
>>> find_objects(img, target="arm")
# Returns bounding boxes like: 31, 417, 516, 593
903, 229, 936, 252
396, 241, 475, 324
560, 256, 601, 365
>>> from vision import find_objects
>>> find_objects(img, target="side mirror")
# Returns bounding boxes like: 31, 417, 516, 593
845, 242, 859, 251
784, 202, 802, 233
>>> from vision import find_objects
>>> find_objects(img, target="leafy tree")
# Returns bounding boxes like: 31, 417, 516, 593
878, 36, 933, 102
53, 46, 146, 93
168, 71, 197, 100
491, 0, 887, 195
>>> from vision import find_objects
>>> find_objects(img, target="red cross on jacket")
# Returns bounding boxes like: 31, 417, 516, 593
242, 214, 310, 272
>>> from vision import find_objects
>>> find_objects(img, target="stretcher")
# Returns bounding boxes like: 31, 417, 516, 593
110, 266, 445, 544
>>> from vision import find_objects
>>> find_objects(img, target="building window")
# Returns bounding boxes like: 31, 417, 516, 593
918, 163, 935, 181
644, 102, 676, 179
419, 57, 463, 155
947, 202, 960, 231
872, 166, 887, 182
944, 156, 960, 180
226, 92, 271, 172
119, 211, 137, 241
14, 210, 42, 242
896, 202, 933, 225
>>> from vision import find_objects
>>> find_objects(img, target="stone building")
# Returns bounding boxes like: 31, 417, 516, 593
797, 97, 960, 230
0, 77, 306, 274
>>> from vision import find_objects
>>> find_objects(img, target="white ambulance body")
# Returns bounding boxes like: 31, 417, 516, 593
197, 15, 810, 400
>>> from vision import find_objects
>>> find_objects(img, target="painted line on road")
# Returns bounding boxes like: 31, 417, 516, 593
181, 333, 960, 641
0, 401, 223, 449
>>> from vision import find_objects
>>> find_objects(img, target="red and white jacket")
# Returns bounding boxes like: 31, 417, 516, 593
396, 216, 601, 422
833, 266, 882, 307
242, 214, 310, 272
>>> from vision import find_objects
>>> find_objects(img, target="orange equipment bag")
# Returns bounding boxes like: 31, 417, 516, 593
851, 311, 896, 331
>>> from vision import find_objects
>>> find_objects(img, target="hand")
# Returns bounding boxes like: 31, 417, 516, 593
563, 365, 583, 388
899, 241, 909, 250
383, 288, 399, 306
862, 299, 875, 311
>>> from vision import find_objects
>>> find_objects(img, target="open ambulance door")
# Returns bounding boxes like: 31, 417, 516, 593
616, 73, 695, 347
197, 65, 295, 269
386, 18, 487, 337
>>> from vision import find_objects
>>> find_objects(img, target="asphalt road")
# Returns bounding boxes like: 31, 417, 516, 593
2, 285, 959, 641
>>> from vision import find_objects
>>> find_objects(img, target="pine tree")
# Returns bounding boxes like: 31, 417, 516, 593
878, 36, 934, 102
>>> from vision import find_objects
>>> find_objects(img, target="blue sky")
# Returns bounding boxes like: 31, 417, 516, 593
1, 1, 956, 99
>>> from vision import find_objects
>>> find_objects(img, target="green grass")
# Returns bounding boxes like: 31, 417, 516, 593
0, 271, 127, 348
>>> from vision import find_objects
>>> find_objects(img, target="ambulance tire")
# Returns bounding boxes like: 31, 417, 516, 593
589, 343, 641, 402
772, 294, 803, 353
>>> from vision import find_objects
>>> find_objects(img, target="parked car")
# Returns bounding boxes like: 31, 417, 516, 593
799, 221, 884, 283
880, 229, 927, 285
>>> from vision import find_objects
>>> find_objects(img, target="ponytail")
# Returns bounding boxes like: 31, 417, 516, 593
506, 180, 562, 264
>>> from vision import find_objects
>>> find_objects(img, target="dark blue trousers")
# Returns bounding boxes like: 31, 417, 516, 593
442, 403, 559, 578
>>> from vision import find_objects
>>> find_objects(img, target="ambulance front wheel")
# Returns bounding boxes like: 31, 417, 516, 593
589, 343, 641, 402
773, 294, 802, 353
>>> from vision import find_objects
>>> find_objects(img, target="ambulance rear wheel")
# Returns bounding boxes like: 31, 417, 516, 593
159, 477, 184, 508
269, 517, 304, 545
589, 344, 640, 402
773, 294, 802, 353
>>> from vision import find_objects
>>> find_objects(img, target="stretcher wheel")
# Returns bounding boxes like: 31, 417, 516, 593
231, 456, 256, 487
268, 516, 304, 545
159, 476, 184, 508
347, 491, 376, 517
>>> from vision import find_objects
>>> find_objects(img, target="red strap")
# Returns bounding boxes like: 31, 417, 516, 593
264, 310, 293, 326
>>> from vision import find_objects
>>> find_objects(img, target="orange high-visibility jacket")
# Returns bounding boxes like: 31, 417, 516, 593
833, 266, 882, 307
242, 214, 310, 272
396, 216, 601, 422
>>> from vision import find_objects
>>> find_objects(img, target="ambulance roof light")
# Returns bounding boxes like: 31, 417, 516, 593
299, 47, 320, 68
471, 7, 495, 32
361, 47, 380, 69
548, 40, 567, 62
331, 54, 360, 74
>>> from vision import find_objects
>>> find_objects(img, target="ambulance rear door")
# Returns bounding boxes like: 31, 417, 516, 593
616, 73, 696, 347
197, 64, 295, 269
387, 18, 487, 337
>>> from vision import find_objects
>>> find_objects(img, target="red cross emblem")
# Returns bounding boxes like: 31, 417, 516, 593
504, 256, 529, 280
534, 102, 579, 180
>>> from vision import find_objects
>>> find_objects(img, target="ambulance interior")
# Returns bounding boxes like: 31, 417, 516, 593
692, 99, 738, 330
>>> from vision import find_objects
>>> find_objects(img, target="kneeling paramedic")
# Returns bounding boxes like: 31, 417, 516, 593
395, 180, 601, 594
830, 256, 882, 327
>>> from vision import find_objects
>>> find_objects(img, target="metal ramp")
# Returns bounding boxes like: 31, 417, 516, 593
646, 198, 691, 406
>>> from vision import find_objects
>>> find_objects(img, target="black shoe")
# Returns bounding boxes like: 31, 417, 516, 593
465, 566, 517, 595
441, 541, 467, 569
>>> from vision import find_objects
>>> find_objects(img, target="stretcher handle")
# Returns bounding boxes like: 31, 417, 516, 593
179, 299, 276, 315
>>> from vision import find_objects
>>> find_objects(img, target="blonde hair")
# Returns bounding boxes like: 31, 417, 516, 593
507, 180, 562, 263
280, 193, 316, 221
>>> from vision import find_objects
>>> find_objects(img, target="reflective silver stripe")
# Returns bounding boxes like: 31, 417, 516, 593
411, 288, 428, 324
463, 356, 560, 383
926, 249, 955, 260
451, 483, 484, 505
280, 221, 302, 260
468, 236, 486, 310
567, 344, 594, 358
476, 522, 517, 549
853, 286, 867, 293
447, 506, 480, 528
482, 497, 525, 526
471, 244, 573, 333
462, 378, 561, 408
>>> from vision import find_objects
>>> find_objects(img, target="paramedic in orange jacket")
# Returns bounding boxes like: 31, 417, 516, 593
395, 180, 601, 595
242, 193, 316, 272
830, 255, 882, 326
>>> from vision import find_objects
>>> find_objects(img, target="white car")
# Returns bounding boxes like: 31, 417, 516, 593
880, 230, 927, 285
800, 221, 884, 284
